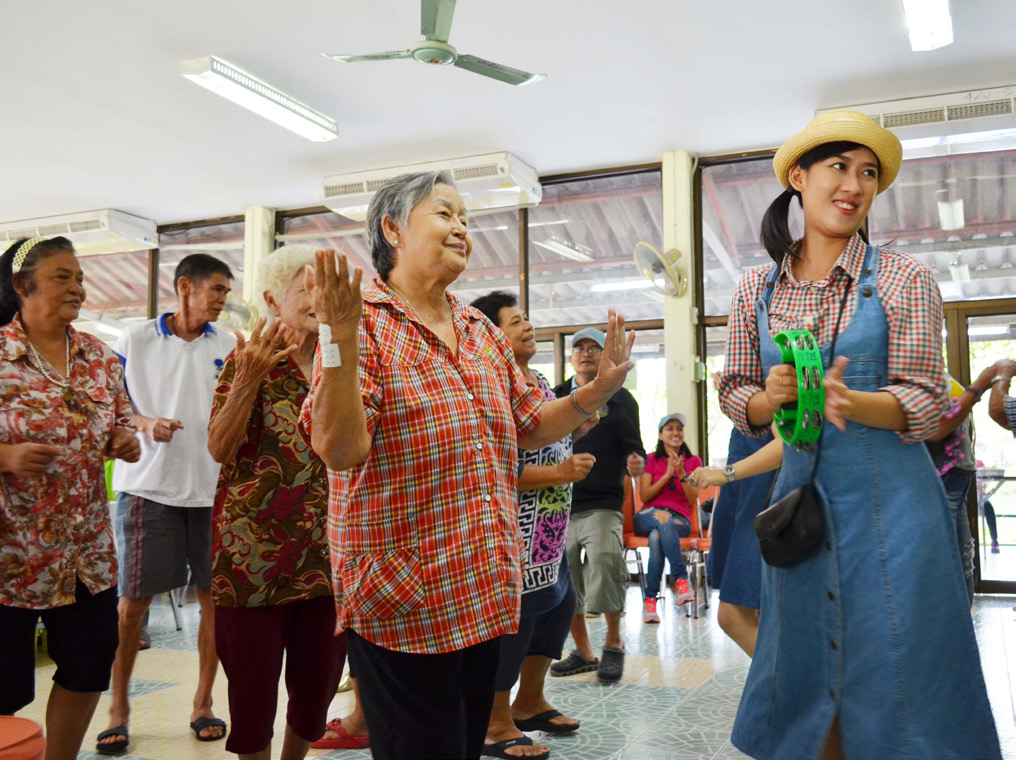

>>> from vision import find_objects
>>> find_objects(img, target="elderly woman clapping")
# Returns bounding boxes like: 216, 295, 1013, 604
0, 236, 139, 758
300, 171, 635, 760
207, 246, 347, 760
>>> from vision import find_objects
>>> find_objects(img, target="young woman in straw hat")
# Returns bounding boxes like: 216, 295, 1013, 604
716, 111, 1000, 760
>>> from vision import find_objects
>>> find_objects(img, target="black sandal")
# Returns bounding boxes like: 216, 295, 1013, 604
549, 650, 599, 677
482, 736, 549, 760
95, 724, 129, 755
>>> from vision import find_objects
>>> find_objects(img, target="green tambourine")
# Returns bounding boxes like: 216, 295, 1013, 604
772, 329, 825, 446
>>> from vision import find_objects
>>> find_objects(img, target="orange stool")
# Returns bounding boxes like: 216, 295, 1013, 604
0, 716, 45, 760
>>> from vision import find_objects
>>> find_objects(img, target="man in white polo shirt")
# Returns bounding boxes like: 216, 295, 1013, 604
97, 254, 236, 754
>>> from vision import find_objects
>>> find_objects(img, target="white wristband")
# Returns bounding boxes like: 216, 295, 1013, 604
317, 323, 342, 368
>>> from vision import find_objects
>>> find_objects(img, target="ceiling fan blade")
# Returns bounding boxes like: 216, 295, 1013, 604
453, 54, 545, 86
321, 50, 412, 63
421, 0, 456, 42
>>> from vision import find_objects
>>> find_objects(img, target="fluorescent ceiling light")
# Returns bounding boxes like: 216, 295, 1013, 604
937, 197, 965, 231
182, 56, 338, 142
532, 233, 594, 263
589, 279, 655, 293
968, 324, 1010, 337
902, 0, 953, 51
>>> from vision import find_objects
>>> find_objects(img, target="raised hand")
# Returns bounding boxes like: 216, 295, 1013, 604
824, 356, 852, 432
592, 309, 636, 396
233, 316, 298, 389
305, 249, 363, 337
0, 442, 62, 478
106, 428, 141, 463
765, 363, 799, 411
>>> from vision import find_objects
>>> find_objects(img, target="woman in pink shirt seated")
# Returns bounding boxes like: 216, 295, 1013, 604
636, 413, 702, 622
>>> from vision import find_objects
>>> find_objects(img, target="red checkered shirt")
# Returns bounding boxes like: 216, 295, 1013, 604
301, 278, 543, 654
718, 233, 946, 444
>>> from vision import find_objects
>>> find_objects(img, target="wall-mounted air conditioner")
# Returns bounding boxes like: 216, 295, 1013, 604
819, 85, 1016, 145
0, 209, 158, 256
319, 152, 542, 221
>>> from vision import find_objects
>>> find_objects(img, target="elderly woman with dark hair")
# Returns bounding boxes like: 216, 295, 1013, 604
471, 290, 596, 760
300, 171, 635, 760
0, 236, 139, 758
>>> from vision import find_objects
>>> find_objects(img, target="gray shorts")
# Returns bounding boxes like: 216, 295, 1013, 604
565, 509, 629, 615
114, 492, 213, 598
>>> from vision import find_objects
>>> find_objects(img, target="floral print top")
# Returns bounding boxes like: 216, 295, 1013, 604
209, 353, 331, 607
0, 315, 133, 610
518, 370, 572, 593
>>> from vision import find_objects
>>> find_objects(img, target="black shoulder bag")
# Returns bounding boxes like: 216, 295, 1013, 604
753, 276, 852, 569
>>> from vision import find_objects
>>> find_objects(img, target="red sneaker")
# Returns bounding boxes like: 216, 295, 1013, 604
675, 577, 696, 606
642, 597, 660, 623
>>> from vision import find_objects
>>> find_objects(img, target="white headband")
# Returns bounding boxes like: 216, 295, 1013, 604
11, 237, 46, 274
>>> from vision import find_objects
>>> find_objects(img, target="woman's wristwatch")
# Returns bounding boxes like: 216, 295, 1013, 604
723, 464, 737, 483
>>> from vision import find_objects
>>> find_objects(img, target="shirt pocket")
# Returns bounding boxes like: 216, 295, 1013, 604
341, 546, 425, 620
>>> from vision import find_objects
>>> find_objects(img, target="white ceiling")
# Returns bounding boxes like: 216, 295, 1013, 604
4, 0, 1016, 225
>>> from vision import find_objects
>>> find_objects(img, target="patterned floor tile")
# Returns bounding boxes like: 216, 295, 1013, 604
16, 590, 1016, 759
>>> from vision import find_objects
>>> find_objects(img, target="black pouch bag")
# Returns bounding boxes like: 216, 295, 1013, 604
752, 272, 852, 569
754, 481, 825, 568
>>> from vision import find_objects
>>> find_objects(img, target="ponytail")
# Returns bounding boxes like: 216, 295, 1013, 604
760, 188, 800, 266
0, 241, 22, 327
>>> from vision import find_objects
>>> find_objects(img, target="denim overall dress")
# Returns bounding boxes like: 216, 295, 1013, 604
731, 246, 1001, 760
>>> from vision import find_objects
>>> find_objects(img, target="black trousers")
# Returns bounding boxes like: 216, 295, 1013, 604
347, 628, 501, 760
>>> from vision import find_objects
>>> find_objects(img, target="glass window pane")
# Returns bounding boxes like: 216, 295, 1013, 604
278, 210, 372, 275
158, 220, 245, 314
529, 172, 664, 328
529, 339, 557, 384
563, 326, 668, 454
74, 251, 151, 343
704, 324, 733, 467
967, 313, 1016, 578
448, 209, 519, 309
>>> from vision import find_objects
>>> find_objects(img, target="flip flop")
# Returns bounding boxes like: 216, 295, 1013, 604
514, 709, 580, 734
310, 718, 370, 749
482, 736, 549, 760
189, 716, 227, 742
95, 724, 129, 755
138, 630, 151, 650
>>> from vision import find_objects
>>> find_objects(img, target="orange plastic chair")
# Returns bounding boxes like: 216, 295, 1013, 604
623, 476, 715, 618
0, 717, 45, 760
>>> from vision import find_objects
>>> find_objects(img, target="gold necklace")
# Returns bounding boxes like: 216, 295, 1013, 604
388, 281, 452, 322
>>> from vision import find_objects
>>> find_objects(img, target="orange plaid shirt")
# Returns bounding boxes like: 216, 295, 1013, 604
301, 278, 542, 654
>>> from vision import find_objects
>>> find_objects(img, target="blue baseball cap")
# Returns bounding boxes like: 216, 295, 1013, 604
571, 327, 605, 349
658, 412, 687, 432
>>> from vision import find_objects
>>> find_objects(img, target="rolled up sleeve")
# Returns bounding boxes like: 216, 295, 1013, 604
718, 269, 770, 437
880, 265, 947, 443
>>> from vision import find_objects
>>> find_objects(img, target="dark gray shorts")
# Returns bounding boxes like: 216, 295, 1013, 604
113, 492, 212, 598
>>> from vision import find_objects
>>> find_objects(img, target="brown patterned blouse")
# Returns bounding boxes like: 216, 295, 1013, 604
209, 353, 331, 607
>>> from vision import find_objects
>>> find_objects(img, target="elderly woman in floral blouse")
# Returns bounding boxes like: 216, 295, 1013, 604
0, 236, 139, 758
207, 245, 346, 760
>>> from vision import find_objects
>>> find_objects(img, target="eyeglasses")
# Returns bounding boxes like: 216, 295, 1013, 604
571, 346, 602, 355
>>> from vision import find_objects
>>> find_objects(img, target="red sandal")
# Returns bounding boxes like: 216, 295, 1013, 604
310, 718, 370, 750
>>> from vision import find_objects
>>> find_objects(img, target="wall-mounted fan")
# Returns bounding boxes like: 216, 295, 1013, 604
322, 0, 545, 86
634, 242, 688, 298
218, 292, 259, 333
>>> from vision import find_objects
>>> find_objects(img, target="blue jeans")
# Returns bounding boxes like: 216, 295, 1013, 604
633, 507, 691, 597
941, 468, 975, 606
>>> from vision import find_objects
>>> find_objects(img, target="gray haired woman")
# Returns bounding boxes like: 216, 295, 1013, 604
301, 171, 637, 760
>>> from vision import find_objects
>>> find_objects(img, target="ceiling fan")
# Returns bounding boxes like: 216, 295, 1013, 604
322, 0, 545, 86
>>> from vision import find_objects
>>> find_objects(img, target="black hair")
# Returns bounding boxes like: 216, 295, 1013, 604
174, 253, 233, 293
470, 290, 518, 327
655, 438, 693, 459
760, 141, 875, 265
0, 236, 77, 326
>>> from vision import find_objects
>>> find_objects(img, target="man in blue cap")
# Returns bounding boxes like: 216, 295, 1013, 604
550, 327, 645, 683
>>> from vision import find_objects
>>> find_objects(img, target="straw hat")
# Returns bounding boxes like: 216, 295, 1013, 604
773, 110, 903, 195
